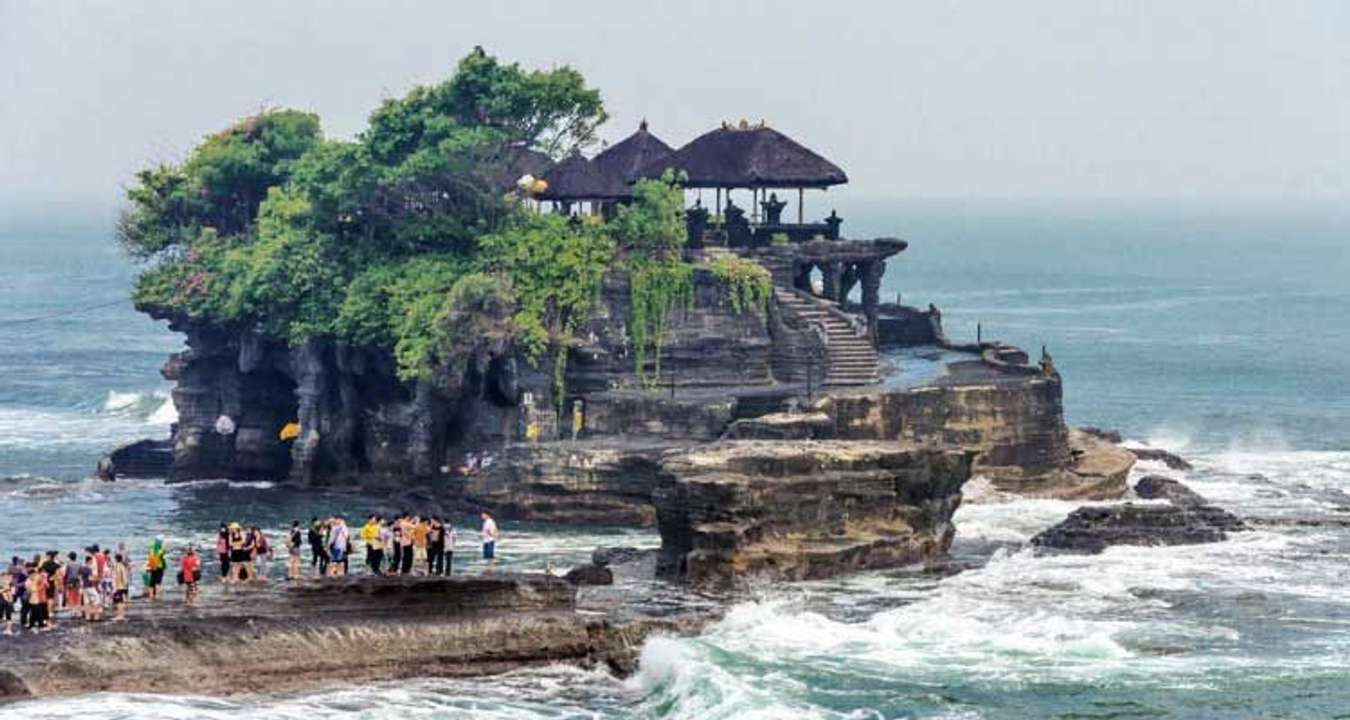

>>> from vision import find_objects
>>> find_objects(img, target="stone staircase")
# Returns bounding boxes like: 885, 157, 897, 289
772, 288, 880, 386
696, 248, 879, 387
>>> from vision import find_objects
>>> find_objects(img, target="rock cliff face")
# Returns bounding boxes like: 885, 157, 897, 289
153, 267, 774, 487
653, 441, 974, 588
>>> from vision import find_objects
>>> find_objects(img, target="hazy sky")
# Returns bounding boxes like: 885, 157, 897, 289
2, 0, 1347, 210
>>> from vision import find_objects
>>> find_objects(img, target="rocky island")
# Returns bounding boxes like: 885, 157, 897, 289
32, 49, 1135, 703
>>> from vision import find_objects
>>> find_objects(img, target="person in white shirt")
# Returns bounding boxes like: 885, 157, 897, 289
480, 512, 499, 574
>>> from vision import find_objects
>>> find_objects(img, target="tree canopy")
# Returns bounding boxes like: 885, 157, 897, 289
121, 49, 666, 392
122, 50, 767, 399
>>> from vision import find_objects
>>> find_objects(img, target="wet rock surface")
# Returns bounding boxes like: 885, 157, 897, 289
654, 440, 974, 588
1129, 447, 1194, 471
1032, 503, 1247, 554
1, 568, 714, 705
1134, 475, 1209, 506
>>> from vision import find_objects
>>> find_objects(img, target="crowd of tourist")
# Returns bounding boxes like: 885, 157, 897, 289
0, 510, 502, 636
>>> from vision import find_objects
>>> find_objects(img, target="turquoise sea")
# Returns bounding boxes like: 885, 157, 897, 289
2, 199, 1348, 718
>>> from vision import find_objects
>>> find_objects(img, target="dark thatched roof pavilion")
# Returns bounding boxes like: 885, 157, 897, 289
538, 153, 627, 202
487, 143, 555, 192
639, 122, 848, 189
593, 120, 673, 186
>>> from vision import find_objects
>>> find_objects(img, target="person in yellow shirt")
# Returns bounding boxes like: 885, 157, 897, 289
360, 514, 382, 575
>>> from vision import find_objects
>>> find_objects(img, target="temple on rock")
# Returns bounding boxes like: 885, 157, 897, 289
124, 115, 1130, 591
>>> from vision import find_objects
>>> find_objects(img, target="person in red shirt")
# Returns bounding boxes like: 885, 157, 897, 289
179, 547, 201, 606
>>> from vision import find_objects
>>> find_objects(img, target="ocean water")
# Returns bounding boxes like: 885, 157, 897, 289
3, 199, 1349, 718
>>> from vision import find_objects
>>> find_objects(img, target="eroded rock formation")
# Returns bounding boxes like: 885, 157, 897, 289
1030, 502, 1246, 554
653, 441, 974, 587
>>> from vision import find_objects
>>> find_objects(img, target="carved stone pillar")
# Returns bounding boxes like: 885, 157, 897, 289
839, 263, 860, 304
860, 260, 884, 345
821, 261, 844, 302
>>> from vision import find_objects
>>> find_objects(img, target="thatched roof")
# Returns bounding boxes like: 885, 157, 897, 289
487, 143, 555, 192
640, 122, 848, 189
593, 120, 673, 185
538, 153, 627, 201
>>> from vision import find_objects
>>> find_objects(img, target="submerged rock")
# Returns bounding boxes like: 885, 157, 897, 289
1031, 503, 1246, 554
1134, 475, 1208, 506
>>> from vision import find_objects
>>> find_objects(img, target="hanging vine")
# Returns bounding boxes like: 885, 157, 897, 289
629, 258, 695, 387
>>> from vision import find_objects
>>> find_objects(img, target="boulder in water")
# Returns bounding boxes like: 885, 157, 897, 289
564, 562, 614, 586
1031, 502, 1246, 554
1134, 475, 1208, 506
1129, 447, 1193, 471
96, 438, 173, 481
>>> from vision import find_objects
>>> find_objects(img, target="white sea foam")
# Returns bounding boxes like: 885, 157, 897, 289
147, 395, 178, 425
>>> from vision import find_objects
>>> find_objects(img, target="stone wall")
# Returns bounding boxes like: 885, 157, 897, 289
567, 267, 774, 395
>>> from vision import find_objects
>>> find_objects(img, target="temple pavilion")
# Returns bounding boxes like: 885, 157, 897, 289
521, 119, 904, 366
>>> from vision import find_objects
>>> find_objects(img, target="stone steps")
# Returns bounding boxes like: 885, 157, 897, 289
772, 287, 879, 387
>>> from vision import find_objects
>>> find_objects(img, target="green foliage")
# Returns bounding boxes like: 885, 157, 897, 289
336, 253, 472, 377
478, 213, 615, 404
770, 232, 791, 247
425, 273, 516, 384
117, 109, 321, 258
708, 256, 773, 315
185, 109, 322, 235
610, 171, 687, 259
116, 165, 208, 259
628, 259, 694, 387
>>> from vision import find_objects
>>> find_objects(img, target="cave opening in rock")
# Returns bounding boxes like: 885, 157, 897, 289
236, 366, 299, 481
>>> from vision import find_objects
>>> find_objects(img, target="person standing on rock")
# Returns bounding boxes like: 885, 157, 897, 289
145, 536, 167, 601
387, 514, 403, 576
428, 516, 445, 576
111, 553, 129, 622
444, 520, 457, 576
481, 511, 499, 574
228, 523, 249, 583
307, 517, 327, 578
377, 517, 394, 576
0, 569, 15, 635
79, 553, 101, 621
179, 546, 201, 606
28, 562, 51, 630
327, 516, 349, 578
411, 515, 430, 575
252, 526, 271, 582
63, 551, 82, 614
361, 514, 381, 575
398, 514, 416, 575
215, 523, 230, 581
287, 521, 303, 581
